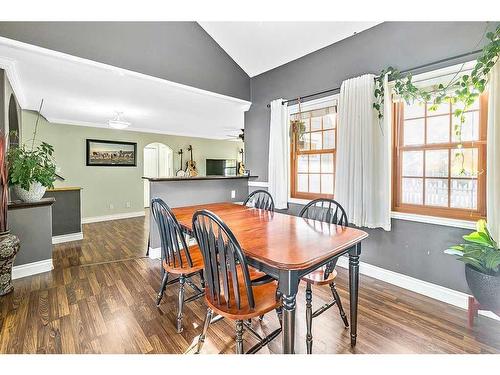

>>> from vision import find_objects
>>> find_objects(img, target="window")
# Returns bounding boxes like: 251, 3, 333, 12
393, 94, 487, 220
290, 105, 337, 200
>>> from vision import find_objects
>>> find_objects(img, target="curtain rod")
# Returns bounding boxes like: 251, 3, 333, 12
266, 48, 483, 108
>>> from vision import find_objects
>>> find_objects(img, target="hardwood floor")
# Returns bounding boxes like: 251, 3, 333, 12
1, 215, 499, 354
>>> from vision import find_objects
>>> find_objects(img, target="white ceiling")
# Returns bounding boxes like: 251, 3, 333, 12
0, 37, 251, 140
199, 22, 381, 77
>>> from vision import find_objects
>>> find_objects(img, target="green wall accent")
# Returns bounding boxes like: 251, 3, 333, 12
21, 110, 243, 219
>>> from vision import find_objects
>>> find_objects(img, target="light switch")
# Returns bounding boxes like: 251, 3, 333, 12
231, 190, 236, 199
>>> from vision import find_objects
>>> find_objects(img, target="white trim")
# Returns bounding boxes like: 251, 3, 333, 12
288, 197, 312, 205
248, 181, 269, 188
0, 36, 251, 110
287, 94, 339, 114
12, 259, 53, 280
391, 211, 476, 230
52, 232, 84, 244
0, 56, 27, 107
148, 247, 161, 259
82, 211, 145, 224
336, 257, 500, 321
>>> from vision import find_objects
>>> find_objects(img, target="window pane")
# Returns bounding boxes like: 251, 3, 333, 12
404, 101, 425, 119
298, 155, 308, 173
427, 115, 450, 144
321, 154, 334, 173
299, 133, 310, 151
311, 117, 322, 131
403, 118, 425, 145
310, 132, 322, 150
451, 148, 478, 178
297, 174, 308, 192
450, 179, 477, 209
402, 177, 423, 204
425, 149, 449, 177
323, 114, 335, 130
425, 179, 448, 207
309, 174, 320, 193
427, 101, 450, 116
321, 174, 334, 194
323, 130, 335, 149
402, 151, 423, 177
452, 111, 479, 142
309, 154, 320, 173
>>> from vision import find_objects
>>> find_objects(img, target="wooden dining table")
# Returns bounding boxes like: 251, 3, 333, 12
172, 202, 368, 354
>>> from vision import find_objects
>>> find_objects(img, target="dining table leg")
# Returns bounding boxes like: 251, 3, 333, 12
278, 270, 299, 354
349, 242, 361, 346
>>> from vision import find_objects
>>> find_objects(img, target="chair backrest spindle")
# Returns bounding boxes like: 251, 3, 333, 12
243, 190, 275, 211
192, 210, 255, 310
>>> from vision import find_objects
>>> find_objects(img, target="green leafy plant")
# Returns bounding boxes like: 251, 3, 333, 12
7, 100, 56, 191
7, 142, 56, 190
290, 119, 306, 140
445, 220, 500, 275
374, 24, 500, 175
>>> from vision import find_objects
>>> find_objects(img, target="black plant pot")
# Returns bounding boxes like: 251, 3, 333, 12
465, 264, 500, 311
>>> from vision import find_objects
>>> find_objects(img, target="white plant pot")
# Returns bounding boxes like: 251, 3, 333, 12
13, 182, 47, 203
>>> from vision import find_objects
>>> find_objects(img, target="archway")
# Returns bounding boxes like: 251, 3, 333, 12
8, 94, 20, 147
143, 142, 173, 207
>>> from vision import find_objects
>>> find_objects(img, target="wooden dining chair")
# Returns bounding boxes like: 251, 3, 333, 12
299, 198, 349, 354
192, 209, 282, 354
243, 190, 275, 211
151, 198, 205, 333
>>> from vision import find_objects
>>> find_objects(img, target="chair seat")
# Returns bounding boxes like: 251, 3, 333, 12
162, 244, 204, 275
205, 267, 281, 320
302, 267, 337, 286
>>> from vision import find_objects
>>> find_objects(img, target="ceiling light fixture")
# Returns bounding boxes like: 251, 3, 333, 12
108, 111, 130, 130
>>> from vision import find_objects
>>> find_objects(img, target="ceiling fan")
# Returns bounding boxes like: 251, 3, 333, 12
224, 128, 244, 141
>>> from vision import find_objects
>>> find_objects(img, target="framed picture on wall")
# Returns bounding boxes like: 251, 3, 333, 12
86, 139, 137, 166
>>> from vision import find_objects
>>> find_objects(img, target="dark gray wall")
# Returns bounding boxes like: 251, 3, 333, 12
244, 22, 500, 294
0, 22, 250, 100
246, 21, 499, 181
44, 190, 82, 236
149, 178, 249, 248
9, 205, 53, 265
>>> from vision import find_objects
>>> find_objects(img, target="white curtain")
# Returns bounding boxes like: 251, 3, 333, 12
268, 99, 289, 209
335, 74, 391, 230
487, 61, 500, 242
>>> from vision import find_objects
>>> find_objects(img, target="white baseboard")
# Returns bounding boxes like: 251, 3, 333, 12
336, 257, 500, 321
12, 259, 53, 280
148, 247, 161, 259
248, 181, 269, 188
52, 232, 84, 244
82, 211, 145, 224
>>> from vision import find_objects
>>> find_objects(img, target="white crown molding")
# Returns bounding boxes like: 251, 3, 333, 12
47, 116, 239, 141
52, 232, 84, 244
0, 56, 27, 108
336, 257, 500, 322
391, 211, 476, 230
82, 210, 145, 224
12, 259, 53, 280
0, 36, 252, 110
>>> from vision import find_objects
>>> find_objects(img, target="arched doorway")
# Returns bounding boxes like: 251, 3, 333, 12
143, 142, 173, 207
8, 94, 20, 147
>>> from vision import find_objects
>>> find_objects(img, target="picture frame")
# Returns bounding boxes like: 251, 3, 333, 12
86, 139, 137, 167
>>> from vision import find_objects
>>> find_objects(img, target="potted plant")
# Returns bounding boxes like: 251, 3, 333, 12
7, 102, 57, 202
0, 131, 20, 296
445, 220, 500, 311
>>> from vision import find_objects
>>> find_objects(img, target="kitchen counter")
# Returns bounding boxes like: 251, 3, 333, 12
143, 175, 258, 182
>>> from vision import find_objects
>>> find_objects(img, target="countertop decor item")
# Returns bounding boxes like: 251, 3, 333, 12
7, 99, 57, 202
445, 219, 500, 312
0, 131, 20, 296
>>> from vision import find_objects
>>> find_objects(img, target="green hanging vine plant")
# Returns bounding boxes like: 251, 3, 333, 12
373, 24, 500, 174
